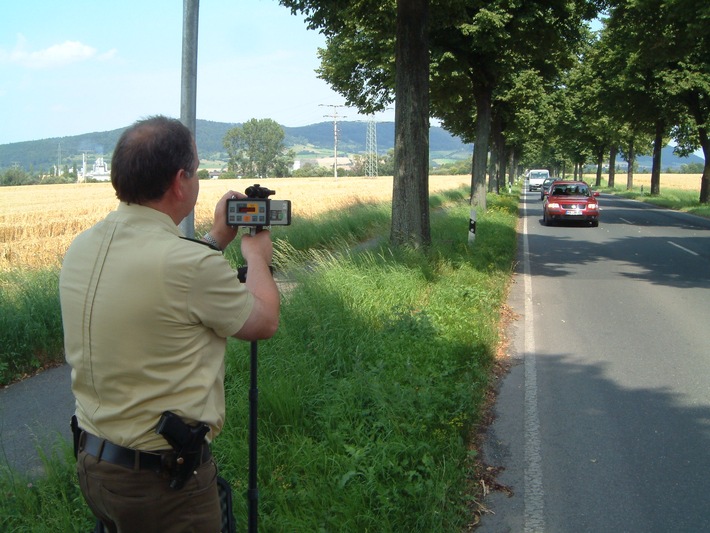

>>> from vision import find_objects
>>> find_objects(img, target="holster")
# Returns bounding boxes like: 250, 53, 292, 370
70, 415, 81, 459
155, 411, 210, 490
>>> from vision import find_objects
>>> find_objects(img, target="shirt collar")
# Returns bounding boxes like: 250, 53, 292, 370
115, 202, 183, 237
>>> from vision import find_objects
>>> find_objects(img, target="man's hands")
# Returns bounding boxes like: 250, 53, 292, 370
206, 189, 279, 340
203, 190, 242, 250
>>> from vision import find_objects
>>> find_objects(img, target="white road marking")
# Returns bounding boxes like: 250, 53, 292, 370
668, 241, 699, 256
522, 194, 545, 532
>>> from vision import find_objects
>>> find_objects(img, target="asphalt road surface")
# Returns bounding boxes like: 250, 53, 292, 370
0, 364, 73, 477
479, 190, 710, 533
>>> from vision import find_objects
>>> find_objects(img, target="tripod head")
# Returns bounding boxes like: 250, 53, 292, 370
245, 184, 275, 199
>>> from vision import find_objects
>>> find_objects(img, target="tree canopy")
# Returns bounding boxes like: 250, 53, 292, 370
222, 119, 294, 178
282, 0, 709, 204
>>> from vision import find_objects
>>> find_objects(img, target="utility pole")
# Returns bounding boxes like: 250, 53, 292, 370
179, 0, 199, 238
365, 117, 378, 178
320, 104, 346, 179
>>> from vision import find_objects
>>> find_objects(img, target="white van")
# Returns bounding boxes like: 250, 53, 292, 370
526, 169, 550, 192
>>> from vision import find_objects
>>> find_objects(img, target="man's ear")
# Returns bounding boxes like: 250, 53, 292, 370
169, 169, 188, 201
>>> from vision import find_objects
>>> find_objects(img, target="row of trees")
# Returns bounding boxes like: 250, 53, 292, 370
557, 0, 709, 197
0, 166, 79, 186
279, 0, 709, 245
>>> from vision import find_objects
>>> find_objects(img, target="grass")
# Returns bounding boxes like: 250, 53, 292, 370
578, 172, 709, 218
0, 269, 64, 384
0, 187, 519, 531
0, 443, 96, 532
609, 186, 710, 218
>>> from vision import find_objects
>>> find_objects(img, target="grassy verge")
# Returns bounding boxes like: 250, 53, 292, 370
0, 269, 64, 384
0, 188, 519, 531
599, 182, 710, 219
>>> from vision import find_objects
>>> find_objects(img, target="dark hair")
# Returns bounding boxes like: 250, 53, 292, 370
111, 116, 197, 203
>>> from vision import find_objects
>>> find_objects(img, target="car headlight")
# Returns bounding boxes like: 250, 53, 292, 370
587, 203, 598, 210
547, 202, 559, 209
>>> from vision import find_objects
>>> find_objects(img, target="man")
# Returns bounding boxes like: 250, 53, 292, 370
59, 115, 280, 532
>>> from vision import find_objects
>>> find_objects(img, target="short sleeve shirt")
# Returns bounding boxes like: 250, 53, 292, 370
60, 203, 254, 450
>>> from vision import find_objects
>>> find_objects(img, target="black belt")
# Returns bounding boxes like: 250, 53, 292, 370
79, 431, 211, 472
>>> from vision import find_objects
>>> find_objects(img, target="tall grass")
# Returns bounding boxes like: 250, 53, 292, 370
0, 189, 519, 531
588, 174, 710, 219
0, 442, 96, 532
610, 186, 710, 218
215, 194, 518, 531
0, 269, 64, 384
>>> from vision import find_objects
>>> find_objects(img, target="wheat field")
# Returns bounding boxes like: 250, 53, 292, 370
583, 172, 703, 191
2, 173, 701, 270
0, 175, 469, 270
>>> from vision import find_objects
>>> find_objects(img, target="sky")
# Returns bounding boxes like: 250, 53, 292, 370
0, 0, 395, 145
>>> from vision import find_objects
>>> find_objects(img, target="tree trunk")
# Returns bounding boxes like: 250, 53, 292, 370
608, 145, 617, 189
684, 90, 708, 203
697, 125, 709, 204
509, 150, 517, 186
391, 0, 430, 246
499, 143, 508, 193
490, 111, 504, 194
595, 146, 604, 187
488, 149, 497, 193
626, 139, 635, 190
650, 119, 663, 196
470, 88, 491, 211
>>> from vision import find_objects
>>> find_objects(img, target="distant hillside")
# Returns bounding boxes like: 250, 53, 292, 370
634, 147, 705, 172
1, 120, 703, 172
0, 120, 473, 171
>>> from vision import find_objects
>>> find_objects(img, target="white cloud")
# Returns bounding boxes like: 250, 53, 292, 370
98, 49, 119, 62
2, 35, 103, 69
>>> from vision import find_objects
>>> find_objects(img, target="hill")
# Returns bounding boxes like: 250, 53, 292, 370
1, 120, 703, 173
634, 147, 704, 172
0, 120, 473, 172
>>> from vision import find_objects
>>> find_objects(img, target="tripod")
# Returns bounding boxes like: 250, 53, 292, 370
248, 339, 259, 533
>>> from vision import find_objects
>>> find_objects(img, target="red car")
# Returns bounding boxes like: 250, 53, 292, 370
543, 180, 600, 227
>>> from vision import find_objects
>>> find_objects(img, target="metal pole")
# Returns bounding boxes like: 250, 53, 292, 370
248, 340, 259, 533
179, 0, 199, 238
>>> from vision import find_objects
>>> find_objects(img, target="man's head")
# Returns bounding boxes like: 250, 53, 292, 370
111, 116, 198, 204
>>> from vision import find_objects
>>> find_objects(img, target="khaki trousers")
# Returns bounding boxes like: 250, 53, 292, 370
76, 450, 222, 533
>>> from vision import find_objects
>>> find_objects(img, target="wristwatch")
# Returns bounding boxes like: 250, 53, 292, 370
202, 233, 221, 251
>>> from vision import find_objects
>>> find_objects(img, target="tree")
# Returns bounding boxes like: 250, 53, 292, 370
391, 0, 430, 245
281, 0, 431, 246
222, 119, 292, 178
597, 0, 704, 197
0, 166, 33, 186
662, 0, 710, 202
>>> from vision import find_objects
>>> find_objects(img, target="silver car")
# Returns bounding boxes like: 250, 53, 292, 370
540, 177, 557, 200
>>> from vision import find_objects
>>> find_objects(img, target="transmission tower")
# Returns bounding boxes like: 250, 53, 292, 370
365, 117, 378, 178
320, 104, 346, 178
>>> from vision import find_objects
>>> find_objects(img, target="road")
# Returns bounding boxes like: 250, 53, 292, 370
478, 191, 710, 532
0, 364, 74, 477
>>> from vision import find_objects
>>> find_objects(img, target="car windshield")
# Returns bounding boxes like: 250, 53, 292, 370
552, 184, 589, 196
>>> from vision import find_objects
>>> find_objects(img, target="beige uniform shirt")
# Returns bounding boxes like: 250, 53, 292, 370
60, 203, 254, 450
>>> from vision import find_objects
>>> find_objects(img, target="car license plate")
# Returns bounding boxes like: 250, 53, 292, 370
566, 209, 583, 215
